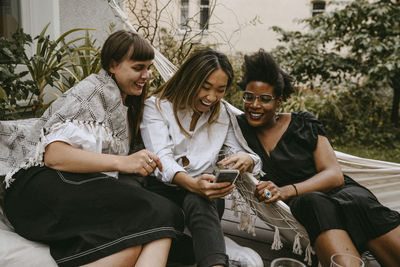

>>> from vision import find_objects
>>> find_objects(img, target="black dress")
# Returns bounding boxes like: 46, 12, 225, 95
237, 111, 400, 252
4, 166, 184, 267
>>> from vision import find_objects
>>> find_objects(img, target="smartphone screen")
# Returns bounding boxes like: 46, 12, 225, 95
215, 169, 240, 184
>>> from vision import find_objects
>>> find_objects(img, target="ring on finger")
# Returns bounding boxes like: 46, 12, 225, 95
148, 157, 153, 164
264, 188, 272, 199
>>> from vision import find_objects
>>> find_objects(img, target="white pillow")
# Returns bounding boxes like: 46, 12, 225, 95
0, 207, 57, 267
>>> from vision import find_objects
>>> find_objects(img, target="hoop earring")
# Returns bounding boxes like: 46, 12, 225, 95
275, 112, 280, 121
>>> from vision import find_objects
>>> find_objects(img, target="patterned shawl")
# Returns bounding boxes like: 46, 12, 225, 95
0, 69, 129, 187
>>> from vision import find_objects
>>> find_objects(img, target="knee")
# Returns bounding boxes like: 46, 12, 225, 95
183, 194, 219, 222
336, 187, 372, 211
291, 191, 337, 221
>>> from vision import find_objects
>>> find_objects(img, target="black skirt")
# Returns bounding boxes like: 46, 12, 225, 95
288, 176, 400, 252
4, 166, 184, 267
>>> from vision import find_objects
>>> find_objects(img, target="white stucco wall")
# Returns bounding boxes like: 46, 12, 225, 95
18, 0, 126, 51
58, 0, 124, 45
19, 0, 60, 55
17, 0, 127, 104
121, 0, 337, 54
208, 0, 312, 53
17, 0, 352, 54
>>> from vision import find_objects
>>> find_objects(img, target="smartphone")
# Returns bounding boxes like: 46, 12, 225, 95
215, 169, 240, 184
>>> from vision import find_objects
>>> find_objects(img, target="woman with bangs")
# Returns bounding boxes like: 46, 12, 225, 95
140, 48, 262, 267
4, 30, 184, 267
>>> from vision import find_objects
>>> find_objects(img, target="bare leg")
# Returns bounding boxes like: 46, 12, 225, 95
81, 245, 142, 267
135, 238, 171, 267
314, 229, 360, 267
367, 225, 400, 267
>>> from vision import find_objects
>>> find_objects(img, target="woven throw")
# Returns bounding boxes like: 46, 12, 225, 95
0, 69, 129, 187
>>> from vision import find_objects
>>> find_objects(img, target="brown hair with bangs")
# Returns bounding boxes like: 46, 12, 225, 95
101, 30, 154, 147
153, 48, 233, 136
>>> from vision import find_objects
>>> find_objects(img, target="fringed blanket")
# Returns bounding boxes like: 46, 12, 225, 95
0, 69, 129, 187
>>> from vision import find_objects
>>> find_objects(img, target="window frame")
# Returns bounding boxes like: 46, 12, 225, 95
0, 0, 21, 39
179, 0, 189, 31
311, 0, 326, 17
199, 0, 209, 30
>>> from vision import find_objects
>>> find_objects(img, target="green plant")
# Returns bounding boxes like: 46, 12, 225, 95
224, 53, 244, 110
0, 24, 94, 119
267, 0, 400, 150
278, 81, 400, 148
272, 0, 400, 125
55, 30, 102, 93
0, 29, 37, 119
25, 23, 92, 115
335, 144, 400, 164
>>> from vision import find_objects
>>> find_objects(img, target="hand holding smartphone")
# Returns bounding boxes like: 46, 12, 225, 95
215, 169, 240, 184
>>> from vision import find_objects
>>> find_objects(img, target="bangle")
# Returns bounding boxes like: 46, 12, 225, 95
291, 184, 298, 196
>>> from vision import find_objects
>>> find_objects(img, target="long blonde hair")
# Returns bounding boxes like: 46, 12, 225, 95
153, 48, 233, 136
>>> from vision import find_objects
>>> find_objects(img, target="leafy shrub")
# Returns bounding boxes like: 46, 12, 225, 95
224, 53, 245, 110
0, 29, 37, 119
0, 25, 98, 119
279, 82, 400, 148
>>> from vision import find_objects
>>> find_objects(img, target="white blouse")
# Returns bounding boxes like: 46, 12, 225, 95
140, 96, 261, 183
43, 121, 118, 178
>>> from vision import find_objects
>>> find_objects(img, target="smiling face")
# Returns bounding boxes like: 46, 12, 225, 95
194, 68, 228, 113
244, 81, 281, 128
109, 57, 153, 101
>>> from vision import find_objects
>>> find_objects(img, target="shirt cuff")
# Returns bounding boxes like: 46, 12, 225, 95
249, 153, 262, 176
156, 161, 186, 184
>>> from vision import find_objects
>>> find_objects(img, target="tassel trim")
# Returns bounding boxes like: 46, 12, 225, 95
304, 243, 315, 266
271, 226, 283, 250
292, 233, 303, 255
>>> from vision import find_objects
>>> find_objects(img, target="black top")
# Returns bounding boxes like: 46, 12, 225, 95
237, 111, 326, 186
238, 111, 400, 251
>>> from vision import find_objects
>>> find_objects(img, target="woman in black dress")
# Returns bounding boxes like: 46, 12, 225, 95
236, 49, 400, 266
3, 30, 183, 267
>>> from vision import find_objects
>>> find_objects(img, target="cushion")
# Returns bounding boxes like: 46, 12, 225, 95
0, 196, 57, 267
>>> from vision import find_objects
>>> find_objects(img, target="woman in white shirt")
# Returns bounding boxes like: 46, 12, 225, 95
140, 48, 261, 267
4, 30, 184, 267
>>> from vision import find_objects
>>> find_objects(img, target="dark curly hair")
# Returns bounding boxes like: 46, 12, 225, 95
239, 49, 294, 101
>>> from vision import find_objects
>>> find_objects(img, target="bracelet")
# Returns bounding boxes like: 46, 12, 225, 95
291, 184, 298, 196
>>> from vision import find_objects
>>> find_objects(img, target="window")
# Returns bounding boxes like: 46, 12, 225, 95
0, 0, 21, 39
312, 1, 325, 17
180, 0, 189, 30
199, 0, 209, 30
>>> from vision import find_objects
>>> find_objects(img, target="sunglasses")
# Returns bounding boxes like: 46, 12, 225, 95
242, 91, 275, 104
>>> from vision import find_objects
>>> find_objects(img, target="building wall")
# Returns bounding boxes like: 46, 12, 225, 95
207, 0, 312, 53
14, 0, 126, 103
18, 0, 60, 56
126, 0, 351, 54
14, 0, 351, 55
59, 0, 124, 45
128, 0, 321, 53
17, 0, 124, 50
15, 0, 347, 54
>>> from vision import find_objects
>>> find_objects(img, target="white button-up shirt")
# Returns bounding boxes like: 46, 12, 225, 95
140, 96, 261, 183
